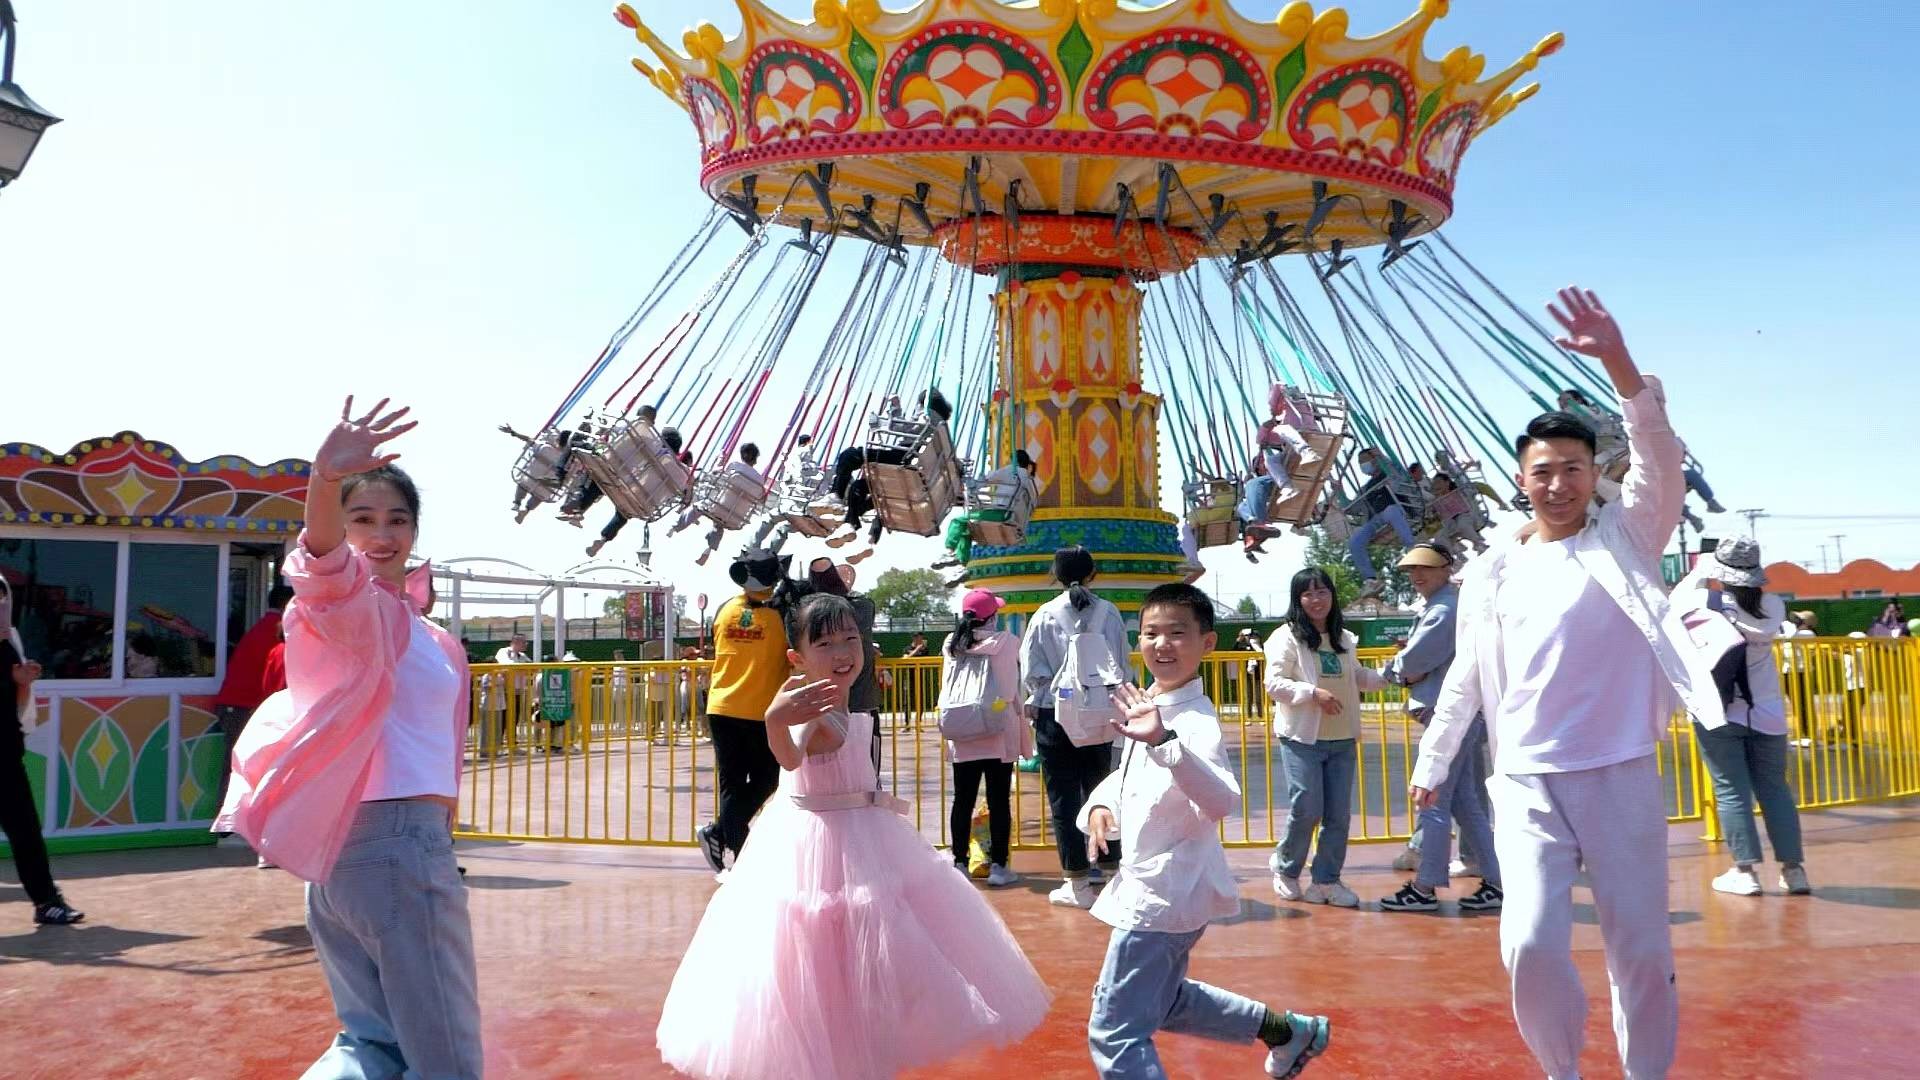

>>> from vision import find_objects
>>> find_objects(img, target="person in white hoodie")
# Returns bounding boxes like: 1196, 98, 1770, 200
941, 589, 1031, 888
1080, 583, 1331, 1079
1410, 287, 1721, 1080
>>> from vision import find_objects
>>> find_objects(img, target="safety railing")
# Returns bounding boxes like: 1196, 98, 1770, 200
456, 638, 1920, 851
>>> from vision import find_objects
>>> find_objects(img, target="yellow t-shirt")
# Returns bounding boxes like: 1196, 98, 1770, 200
706, 595, 792, 721
1313, 647, 1360, 742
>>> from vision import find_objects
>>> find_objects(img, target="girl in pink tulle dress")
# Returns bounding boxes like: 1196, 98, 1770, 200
656, 593, 1050, 1079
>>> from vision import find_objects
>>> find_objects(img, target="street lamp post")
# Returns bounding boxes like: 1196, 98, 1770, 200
0, 0, 62, 189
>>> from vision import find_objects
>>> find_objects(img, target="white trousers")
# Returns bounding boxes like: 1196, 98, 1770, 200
1490, 754, 1677, 1080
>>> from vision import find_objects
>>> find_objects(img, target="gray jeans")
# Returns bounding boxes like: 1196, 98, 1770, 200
1694, 721, 1804, 867
302, 800, 483, 1080
1087, 926, 1264, 1078
1275, 737, 1356, 885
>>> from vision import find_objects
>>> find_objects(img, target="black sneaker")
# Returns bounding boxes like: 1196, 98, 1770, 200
1379, 883, 1439, 913
34, 899, 85, 926
696, 823, 727, 874
1459, 882, 1504, 912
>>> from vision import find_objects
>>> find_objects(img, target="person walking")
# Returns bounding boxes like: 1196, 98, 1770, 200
1021, 547, 1129, 908
1411, 288, 1714, 1080
1263, 567, 1387, 908
1377, 543, 1502, 913
1, 578, 84, 925
940, 589, 1028, 888
1673, 538, 1812, 897
695, 549, 795, 878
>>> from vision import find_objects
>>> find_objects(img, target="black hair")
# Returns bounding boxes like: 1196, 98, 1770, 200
635, 404, 658, 422
739, 442, 760, 465
794, 593, 859, 647
341, 464, 422, 520
1284, 566, 1346, 653
918, 388, 953, 424
1514, 411, 1598, 460
1725, 584, 1767, 621
661, 427, 684, 454
1053, 546, 1098, 611
267, 585, 295, 610
797, 433, 812, 447
1141, 583, 1215, 634
946, 611, 987, 659
1430, 472, 1456, 493
1015, 449, 1035, 471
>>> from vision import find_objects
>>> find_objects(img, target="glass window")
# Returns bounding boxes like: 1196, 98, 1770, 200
0, 537, 120, 680
127, 543, 221, 679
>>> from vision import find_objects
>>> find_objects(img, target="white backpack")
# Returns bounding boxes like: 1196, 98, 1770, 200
1052, 605, 1126, 746
938, 645, 1007, 742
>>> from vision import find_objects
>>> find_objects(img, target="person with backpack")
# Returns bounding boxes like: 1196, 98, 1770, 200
1673, 538, 1811, 897
1021, 546, 1130, 908
1263, 566, 1387, 908
940, 589, 1030, 887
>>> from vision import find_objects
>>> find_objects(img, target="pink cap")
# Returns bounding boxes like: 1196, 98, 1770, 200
960, 589, 1005, 622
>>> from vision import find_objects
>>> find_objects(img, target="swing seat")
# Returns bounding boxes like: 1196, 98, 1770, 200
966, 474, 1036, 547
864, 416, 965, 537
773, 463, 837, 538
579, 416, 692, 522
693, 469, 767, 532
509, 436, 571, 504
1266, 392, 1351, 526
1182, 478, 1244, 549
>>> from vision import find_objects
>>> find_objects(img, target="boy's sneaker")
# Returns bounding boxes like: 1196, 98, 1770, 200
1379, 883, 1439, 912
986, 864, 1021, 888
1780, 865, 1812, 895
1390, 844, 1419, 872
1458, 882, 1504, 912
1263, 1012, 1331, 1078
1302, 881, 1360, 908
1712, 866, 1763, 896
1049, 877, 1096, 908
696, 823, 727, 874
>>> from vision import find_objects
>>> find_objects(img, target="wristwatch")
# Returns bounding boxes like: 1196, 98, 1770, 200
1154, 727, 1178, 746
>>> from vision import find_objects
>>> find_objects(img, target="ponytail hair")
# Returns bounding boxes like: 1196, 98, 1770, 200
946, 611, 987, 659
1053, 546, 1098, 611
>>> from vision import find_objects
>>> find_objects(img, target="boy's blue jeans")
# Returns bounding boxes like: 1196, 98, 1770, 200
1088, 926, 1265, 1079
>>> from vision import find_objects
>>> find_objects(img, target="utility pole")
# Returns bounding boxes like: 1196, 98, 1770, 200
1818, 544, 1830, 574
1830, 534, 1848, 568
1737, 508, 1768, 540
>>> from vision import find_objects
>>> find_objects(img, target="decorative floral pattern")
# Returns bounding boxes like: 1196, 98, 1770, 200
0, 432, 308, 532
1135, 406, 1159, 502
1025, 296, 1062, 384
1023, 410, 1057, 494
744, 42, 861, 144
881, 23, 1059, 130
1417, 102, 1480, 186
1288, 61, 1417, 167
1076, 403, 1122, 496
682, 78, 737, 162
1085, 31, 1270, 142
1080, 295, 1115, 385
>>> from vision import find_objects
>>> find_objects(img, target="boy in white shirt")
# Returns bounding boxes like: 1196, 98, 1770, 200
1079, 583, 1331, 1079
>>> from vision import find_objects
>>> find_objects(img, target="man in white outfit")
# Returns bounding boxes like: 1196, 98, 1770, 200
1410, 287, 1721, 1080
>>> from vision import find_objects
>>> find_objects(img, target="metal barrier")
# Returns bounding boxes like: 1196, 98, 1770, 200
456, 638, 1920, 851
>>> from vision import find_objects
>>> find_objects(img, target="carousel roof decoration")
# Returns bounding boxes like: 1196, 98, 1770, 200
0, 432, 309, 533
499, 1, 1665, 609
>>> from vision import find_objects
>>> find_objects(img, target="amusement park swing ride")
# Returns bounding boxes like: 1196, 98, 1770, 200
503, 0, 1716, 615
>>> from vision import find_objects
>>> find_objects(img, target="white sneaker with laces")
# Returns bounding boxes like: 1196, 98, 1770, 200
1302, 881, 1360, 908
1273, 874, 1304, 901
1391, 845, 1419, 872
986, 864, 1020, 888
1779, 865, 1812, 895
1048, 877, 1096, 908
1712, 866, 1763, 896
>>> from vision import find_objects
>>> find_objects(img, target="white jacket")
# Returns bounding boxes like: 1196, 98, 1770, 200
1412, 380, 1724, 791
1263, 625, 1388, 744
1671, 565, 1788, 735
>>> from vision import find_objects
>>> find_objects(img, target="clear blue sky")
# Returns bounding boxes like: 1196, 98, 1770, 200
1, 1, 1912, 617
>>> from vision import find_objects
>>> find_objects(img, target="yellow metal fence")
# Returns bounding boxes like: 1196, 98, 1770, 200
456, 638, 1920, 851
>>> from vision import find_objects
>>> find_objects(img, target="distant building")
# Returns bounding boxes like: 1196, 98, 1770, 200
1763, 560, 1920, 601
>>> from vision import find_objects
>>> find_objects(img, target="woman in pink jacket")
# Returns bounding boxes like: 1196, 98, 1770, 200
217, 397, 480, 1078
942, 589, 1031, 888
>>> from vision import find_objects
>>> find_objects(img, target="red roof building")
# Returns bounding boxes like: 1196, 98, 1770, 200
1762, 560, 1920, 601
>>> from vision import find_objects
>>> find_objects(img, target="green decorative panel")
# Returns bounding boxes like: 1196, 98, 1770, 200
133, 724, 169, 824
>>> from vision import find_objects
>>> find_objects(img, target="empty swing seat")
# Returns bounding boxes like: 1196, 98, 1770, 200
1265, 392, 1352, 526
966, 474, 1037, 547
864, 417, 965, 537
694, 469, 767, 532
1183, 478, 1244, 548
580, 416, 692, 522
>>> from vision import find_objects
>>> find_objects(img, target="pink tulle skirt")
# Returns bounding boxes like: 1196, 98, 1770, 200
656, 796, 1051, 1079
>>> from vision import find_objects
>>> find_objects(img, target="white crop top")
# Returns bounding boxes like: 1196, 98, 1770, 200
362, 618, 462, 802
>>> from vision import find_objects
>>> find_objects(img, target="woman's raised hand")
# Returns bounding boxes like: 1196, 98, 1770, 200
314, 396, 418, 483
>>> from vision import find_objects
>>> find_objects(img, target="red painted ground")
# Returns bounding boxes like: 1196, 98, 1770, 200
4, 803, 1916, 1079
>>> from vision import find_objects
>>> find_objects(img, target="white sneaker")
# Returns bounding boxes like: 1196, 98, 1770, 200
1712, 866, 1762, 896
1262, 1012, 1330, 1078
1391, 845, 1419, 872
256, 855, 277, 870
1302, 881, 1360, 908
1450, 856, 1482, 878
1779, 865, 1812, 895
1273, 874, 1305, 901
714, 868, 732, 885
986, 864, 1021, 888
1049, 877, 1096, 908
